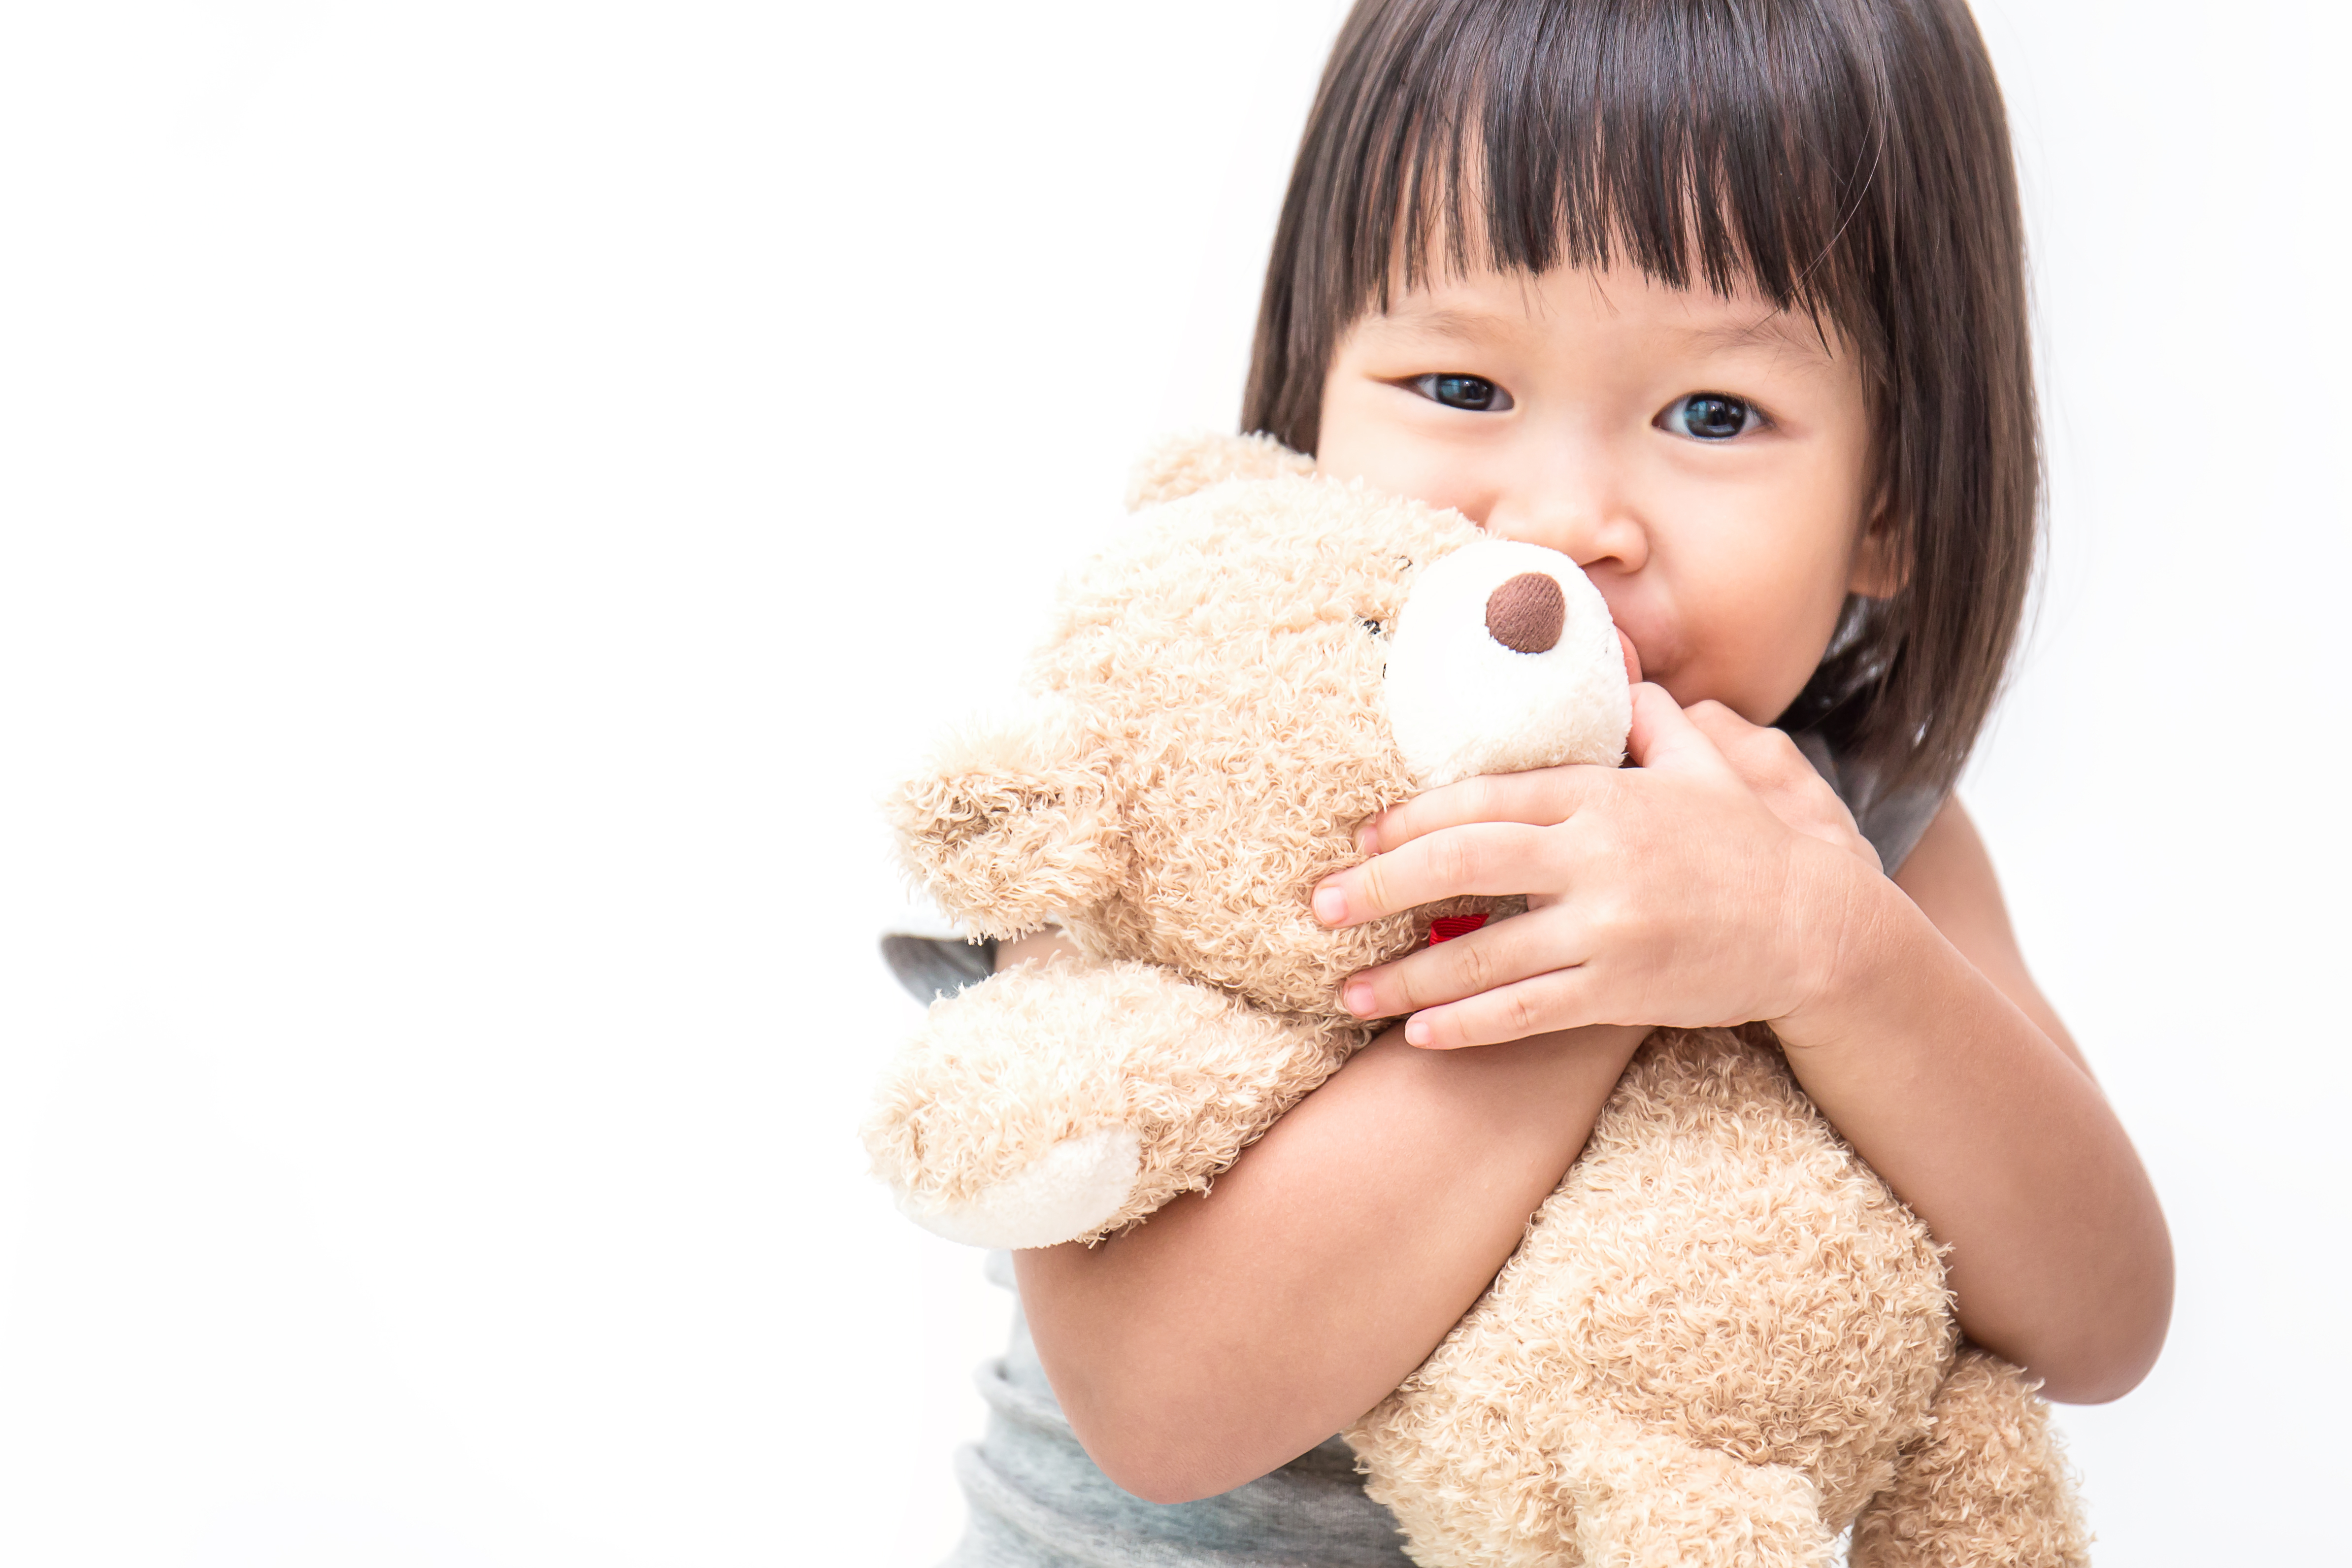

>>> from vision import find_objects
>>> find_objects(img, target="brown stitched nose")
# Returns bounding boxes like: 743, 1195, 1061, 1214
1485, 572, 1565, 653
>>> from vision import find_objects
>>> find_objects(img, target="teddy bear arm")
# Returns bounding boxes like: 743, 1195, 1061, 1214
863, 958, 1356, 1251
1847, 1347, 2090, 1568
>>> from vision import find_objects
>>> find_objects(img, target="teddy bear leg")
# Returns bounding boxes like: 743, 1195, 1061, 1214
862, 957, 1355, 1250
1846, 1348, 2089, 1568
1356, 1391, 1833, 1568
1559, 1418, 1835, 1568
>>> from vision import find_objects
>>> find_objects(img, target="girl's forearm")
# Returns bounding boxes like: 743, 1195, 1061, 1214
1777, 873, 2172, 1402
1014, 1021, 1649, 1504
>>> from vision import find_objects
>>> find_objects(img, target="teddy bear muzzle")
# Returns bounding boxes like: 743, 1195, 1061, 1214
1382, 537, 1633, 790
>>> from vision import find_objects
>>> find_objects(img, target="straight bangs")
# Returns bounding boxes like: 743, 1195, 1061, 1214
1330, 0, 1886, 366
1248, 0, 2039, 802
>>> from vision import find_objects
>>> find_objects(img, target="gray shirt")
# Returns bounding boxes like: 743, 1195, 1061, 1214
892, 743, 1945, 1567
944, 1252, 1416, 1568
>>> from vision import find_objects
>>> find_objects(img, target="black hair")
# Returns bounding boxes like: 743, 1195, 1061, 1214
1245, 0, 2038, 799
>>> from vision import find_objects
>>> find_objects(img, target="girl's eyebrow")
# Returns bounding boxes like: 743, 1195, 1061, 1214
1373, 300, 1834, 361
1684, 314, 1836, 361
1369, 303, 1518, 344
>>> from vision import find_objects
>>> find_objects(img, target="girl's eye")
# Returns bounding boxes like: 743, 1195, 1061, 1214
1411, 374, 1513, 413
1661, 393, 1763, 441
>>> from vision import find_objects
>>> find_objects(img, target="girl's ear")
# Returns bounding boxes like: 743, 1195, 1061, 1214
1124, 430, 1314, 511
887, 701, 1126, 940
1849, 491, 1909, 598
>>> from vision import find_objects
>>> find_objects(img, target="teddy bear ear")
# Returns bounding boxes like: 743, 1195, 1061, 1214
886, 701, 1126, 941
1123, 431, 1315, 512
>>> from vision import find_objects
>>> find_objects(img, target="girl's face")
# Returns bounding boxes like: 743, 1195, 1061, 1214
1316, 262, 1894, 725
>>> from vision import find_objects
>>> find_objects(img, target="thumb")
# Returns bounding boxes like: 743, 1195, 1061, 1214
1624, 682, 1739, 780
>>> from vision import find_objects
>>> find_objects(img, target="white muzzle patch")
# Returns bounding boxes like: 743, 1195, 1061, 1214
1381, 537, 1631, 790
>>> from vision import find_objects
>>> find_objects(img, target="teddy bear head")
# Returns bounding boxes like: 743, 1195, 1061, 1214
891, 434, 1631, 1023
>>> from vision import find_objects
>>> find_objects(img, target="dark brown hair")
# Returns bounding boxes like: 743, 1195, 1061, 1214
1243, 0, 2037, 799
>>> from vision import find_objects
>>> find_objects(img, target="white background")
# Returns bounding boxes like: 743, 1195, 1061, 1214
1, 1, 2344, 1563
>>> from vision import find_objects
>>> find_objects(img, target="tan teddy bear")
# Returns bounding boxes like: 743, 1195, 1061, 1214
863, 434, 2088, 1568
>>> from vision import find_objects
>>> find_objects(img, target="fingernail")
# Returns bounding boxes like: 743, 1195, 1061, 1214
1356, 819, 1381, 855
1342, 981, 1374, 1016
1404, 1015, 1432, 1047
1312, 883, 1347, 926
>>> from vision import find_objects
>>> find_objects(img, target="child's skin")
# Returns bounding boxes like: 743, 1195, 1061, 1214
1011, 261, 2173, 1506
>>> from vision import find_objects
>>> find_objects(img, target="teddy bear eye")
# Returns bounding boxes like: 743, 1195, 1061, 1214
1358, 617, 1386, 639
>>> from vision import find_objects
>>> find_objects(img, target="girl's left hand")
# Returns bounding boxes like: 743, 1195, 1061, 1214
1314, 683, 1888, 1049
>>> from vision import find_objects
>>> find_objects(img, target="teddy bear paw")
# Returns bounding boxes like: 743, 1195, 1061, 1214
894, 1125, 1143, 1249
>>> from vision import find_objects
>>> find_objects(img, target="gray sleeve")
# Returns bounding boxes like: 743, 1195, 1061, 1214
1853, 785, 1946, 879
1788, 730, 1945, 878
880, 933, 996, 1003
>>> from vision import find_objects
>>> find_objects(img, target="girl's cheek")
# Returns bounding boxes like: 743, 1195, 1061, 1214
1637, 522, 1816, 710
1324, 441, 1491, 527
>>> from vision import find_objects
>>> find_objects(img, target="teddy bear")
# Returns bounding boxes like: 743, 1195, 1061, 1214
863, 433, 2089, 1568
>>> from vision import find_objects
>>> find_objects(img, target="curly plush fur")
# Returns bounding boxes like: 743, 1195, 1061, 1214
864, 435, 2088, 1567
865, 959, 1355, 1244
1347, 1026, 2089, 1567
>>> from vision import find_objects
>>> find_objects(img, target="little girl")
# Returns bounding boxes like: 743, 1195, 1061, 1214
894, 1, 2173, 1561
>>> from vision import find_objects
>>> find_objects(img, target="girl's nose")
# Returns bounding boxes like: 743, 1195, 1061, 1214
1483, 470, 1649, 574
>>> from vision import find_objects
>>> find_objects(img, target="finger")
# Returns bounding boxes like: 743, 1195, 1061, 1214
1676, 701, 1879, 868
1683, 701, 1819, 796
1339, 908, 1592, 1018
1623, 682, 1744, 782
1401, 966, 1610, 1049
1681, 697, 1768, 754
1359, 765, 1619, 855
1311, 821, 1556, 928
